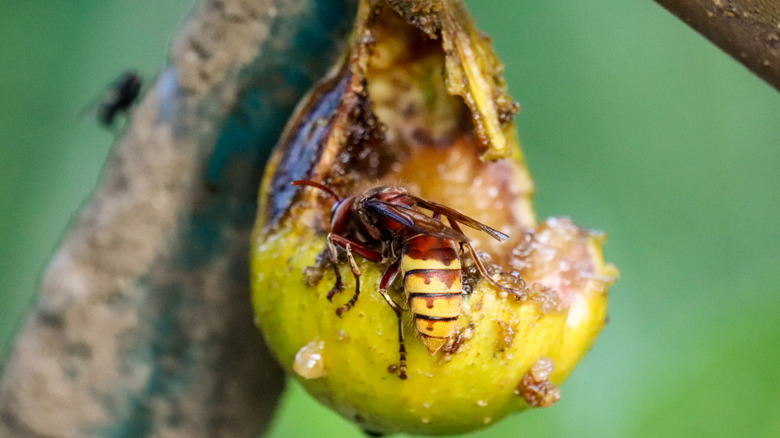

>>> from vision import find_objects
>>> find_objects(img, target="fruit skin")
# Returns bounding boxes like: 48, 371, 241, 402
251, 219, 612, 435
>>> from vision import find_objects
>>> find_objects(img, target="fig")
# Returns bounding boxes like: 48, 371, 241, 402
251, 0, 617, 435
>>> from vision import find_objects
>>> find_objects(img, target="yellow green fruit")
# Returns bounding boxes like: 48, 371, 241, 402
250, 0, 617, 435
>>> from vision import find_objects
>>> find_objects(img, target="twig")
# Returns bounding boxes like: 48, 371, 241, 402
655, 0, 780, 91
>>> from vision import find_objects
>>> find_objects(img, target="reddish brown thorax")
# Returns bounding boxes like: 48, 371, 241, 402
359, 186, 413, 234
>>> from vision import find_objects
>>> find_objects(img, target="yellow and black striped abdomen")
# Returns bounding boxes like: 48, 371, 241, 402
401, 235, 462, 354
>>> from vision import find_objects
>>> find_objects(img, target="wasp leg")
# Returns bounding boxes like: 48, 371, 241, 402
326, 234, 383, 303
335, 243, 362, 317
445, 218, 529, 300
463, 242, 528, 300
376, 262, 408, 380
327, 234, 383, 316
329, 234, 383, 262
325, 233, 345, 301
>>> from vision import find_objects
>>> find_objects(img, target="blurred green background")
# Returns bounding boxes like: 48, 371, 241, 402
1, 1, 778, 437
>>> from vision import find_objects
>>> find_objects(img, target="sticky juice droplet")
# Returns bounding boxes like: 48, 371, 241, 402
293, 339, 326, 379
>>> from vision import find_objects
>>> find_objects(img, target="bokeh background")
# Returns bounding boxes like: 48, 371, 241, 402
1, 1, 778, 437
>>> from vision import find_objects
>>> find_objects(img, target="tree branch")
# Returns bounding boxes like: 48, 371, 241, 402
655, 0, 780, 91
0, 0, 355, 436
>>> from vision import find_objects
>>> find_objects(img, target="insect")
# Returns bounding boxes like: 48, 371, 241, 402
292, 180, 527, 379
96, 70, 143, 128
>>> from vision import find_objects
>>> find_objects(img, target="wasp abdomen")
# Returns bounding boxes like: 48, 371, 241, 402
402, 236, 463, 354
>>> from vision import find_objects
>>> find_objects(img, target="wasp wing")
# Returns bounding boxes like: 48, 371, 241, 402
406, 196, 509, 242
364, 199, 470, 242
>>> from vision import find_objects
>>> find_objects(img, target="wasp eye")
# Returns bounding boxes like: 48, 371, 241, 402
330, 199, 343, 218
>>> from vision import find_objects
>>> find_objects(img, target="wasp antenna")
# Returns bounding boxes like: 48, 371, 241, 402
292, 180, 342, 202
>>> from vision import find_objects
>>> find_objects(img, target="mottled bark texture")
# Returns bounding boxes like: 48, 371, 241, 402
655, 0, 780, 91
0, 0, 355, 437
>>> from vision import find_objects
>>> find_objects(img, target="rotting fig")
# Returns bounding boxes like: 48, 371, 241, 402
251, 0, 617, 435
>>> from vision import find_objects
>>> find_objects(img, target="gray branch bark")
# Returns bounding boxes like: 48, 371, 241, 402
655, 0, 780, 91
0, 0, 354, 436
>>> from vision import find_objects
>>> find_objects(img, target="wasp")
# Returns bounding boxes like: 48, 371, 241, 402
292, 180, 526, 379
96, 70, 143, 129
